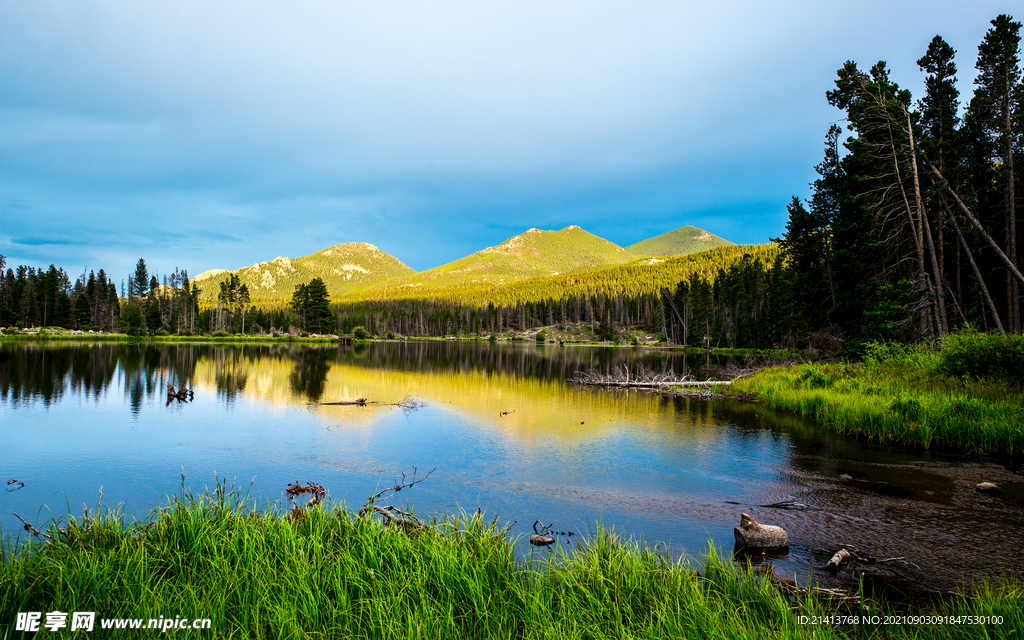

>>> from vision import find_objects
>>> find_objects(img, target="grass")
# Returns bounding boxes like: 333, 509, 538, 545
2, 485, 1020, 639
731, 332, 1024, 455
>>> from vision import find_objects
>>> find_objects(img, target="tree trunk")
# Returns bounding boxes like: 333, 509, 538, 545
946, 200, 1004, 334
924, 160, 1024, 287
907, 114, 948, 335
1004, 76, 1018, 331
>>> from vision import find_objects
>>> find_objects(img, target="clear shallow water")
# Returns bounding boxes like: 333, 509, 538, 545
2, 341, 1022, 591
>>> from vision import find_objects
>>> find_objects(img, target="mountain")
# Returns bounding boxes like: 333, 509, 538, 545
338, 243, 779, 307
395, 226, 637, 287
626, 226, 733, 257
192, 243, 415, 302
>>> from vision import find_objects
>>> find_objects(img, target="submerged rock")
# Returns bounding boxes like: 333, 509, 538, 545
839, 474, 853, 481
975, 482, 1001, 494
734, 513, 788, 550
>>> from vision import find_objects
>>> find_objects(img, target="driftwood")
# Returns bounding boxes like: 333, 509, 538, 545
824, 548, 851, 571
570, 364, 729, 388
358, 467, 435, 533
734, 513, 788, 550
285, 481, 326, 519
361, 504, 427, 531
165, 382, 193, 404
316, 395, 425, 411
12, 512, 52, 540
528, 519, 575, 546
319, 398, 368, 406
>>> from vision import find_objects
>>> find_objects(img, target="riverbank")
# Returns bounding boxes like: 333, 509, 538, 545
0, 328, 807, 360
2, 489, 1019, 639
730, 332, 1024, 456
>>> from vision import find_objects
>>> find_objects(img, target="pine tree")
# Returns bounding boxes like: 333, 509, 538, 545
133, 259, 150, 298
965, 15, 1022, 331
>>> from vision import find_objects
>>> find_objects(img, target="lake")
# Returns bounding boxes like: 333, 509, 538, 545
2, 340, 1022, 592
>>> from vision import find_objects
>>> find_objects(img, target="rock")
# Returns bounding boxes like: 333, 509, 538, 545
975, 482, 1000, 494
734, 513, 788, 550
529, 534, 555, 546
839, 474, 853, 481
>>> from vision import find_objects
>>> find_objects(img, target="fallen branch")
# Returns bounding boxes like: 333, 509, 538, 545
824, 548, 851, 571
364, 466, 436, 506
318, 397, 368, 406
359, 466, 436, 533
12, 512, 52, 540
529, 519, 576, 546
360, 504, 427, 532
316, 395, 425, 411
285, 481, 326, 517
570, 364, 729, 387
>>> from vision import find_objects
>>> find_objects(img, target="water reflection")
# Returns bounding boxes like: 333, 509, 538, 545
2, 340, 1021, 593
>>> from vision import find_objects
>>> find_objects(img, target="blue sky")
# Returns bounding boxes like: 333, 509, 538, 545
1, 1, 1019, 280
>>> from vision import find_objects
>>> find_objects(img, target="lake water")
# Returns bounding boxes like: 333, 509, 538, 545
2, 341, 1022, 592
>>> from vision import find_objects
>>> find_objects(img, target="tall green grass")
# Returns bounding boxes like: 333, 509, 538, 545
2, 485, 1020, 638
732, 332, 1024, 454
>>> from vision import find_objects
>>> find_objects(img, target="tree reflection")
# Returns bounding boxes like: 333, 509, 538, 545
289, 348, 331, 402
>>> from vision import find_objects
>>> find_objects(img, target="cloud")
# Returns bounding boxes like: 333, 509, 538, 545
0, 0, 1017, 276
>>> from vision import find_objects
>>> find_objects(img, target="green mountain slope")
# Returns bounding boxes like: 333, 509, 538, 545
626, 226, 733, 257
389, 226, 637, 289
339, 243, 779, 307
193, 243, 415, 302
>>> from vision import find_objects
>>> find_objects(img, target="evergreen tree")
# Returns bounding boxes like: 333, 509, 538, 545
305, 278, 334, 333
964, 15, 1022, 331
132, 259, 150, 298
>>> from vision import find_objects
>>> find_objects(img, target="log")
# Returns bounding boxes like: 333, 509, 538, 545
734, 513, 788, 550
825, 548, 851, 571
319, 398, 368, 406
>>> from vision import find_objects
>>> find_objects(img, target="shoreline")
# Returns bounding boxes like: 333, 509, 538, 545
2, 490, 1019, 638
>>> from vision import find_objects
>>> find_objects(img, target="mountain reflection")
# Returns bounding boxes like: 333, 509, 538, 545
0, 341, 724, 414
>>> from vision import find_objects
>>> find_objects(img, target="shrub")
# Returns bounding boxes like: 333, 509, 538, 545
352, 326, 369, 340
938, 329, 1024, 384
488, 334, 497, 343
797, 366, 833, 389
211, 330, 229, 338
863, 341, 915, 365
299, 331, 310, 338
154, 328, 169, 336
535, 330, 547, 343
386, 331, 395, 340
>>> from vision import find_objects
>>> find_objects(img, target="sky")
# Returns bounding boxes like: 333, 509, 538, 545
1, 1, 1021, 280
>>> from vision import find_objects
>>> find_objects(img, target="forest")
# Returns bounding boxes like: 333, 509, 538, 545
1, 15, 1021, 352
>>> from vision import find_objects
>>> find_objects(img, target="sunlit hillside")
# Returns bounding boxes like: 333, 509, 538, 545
193, 243, 415, 303
339, 243, 778, 306
383, 226, 637, 289
626, 226, 733, 257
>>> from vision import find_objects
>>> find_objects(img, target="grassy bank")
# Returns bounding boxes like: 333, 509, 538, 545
2, 488, 1020, 638
731, 331, 1024, 455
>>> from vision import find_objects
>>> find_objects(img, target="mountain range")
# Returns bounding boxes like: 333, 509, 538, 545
193, 224, 734, 302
